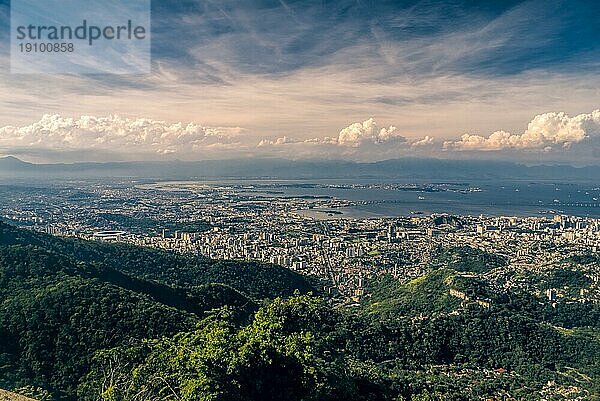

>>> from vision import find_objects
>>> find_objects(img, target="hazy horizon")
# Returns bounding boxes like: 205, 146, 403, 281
3, 153, 600, 168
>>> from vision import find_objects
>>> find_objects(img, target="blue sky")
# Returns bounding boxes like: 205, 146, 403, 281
0, 0, 599, 163
150, 0, 598, 76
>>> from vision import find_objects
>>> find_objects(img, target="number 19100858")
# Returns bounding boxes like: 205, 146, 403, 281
19, 42, 74, 52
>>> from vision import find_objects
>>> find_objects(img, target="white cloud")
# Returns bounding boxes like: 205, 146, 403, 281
255, 118, 406, 150
336, 118, 404, 147
411, 135, 435, 147
0, 114, 243, 155
5, 111, 600, 162
257, 136, 292, 147
445, 110, 600, 151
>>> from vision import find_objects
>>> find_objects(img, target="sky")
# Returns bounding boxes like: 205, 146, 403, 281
0, 0, 599, 163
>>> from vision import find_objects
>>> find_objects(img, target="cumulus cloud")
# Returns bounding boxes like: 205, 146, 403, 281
256, 136, 292, 147
411, 135, 435, 147
0, 114, 243, 155
445, 110, 600, 151
7, 111, 599, 162
336, 118, 405, 147
256, 118, 406, 149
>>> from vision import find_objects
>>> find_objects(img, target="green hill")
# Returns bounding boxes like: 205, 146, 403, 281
0, 222, 316, 399
364, 269, 461, 317
433, 246, 507, 273
0, 222, 316, 300
0, 247, 197, 398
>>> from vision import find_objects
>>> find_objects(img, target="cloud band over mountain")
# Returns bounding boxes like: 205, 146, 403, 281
1, 110, 599, 161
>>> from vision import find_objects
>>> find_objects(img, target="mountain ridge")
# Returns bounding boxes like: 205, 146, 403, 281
2, 156, 600, 181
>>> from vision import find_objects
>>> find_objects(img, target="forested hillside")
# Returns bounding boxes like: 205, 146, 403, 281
0, 222, 316, 400
0, 222, 599, 400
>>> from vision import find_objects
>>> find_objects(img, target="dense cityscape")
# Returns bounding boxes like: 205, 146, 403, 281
3, 180, 599, 305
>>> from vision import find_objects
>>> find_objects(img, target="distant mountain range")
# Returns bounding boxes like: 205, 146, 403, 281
1, 155, 599, 181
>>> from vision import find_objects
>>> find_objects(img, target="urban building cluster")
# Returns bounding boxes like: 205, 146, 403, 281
2, 180, 599, 302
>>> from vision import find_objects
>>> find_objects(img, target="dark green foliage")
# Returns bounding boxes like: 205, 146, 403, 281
566, 253, 600, 265
0, 240, 198, 398
0, 222, 316, 300
80, 296, 336, 401
0, 272, 196, 398
0, 222, 314, 399
1, 222, 599, 400
450, 275, 496, 301
434, 246, 507, 273
541, 268, 592, 290
364, 270, 460, 316
80, 295, 600, 401
493, 277, 600, 328
432, 215, 464, 227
